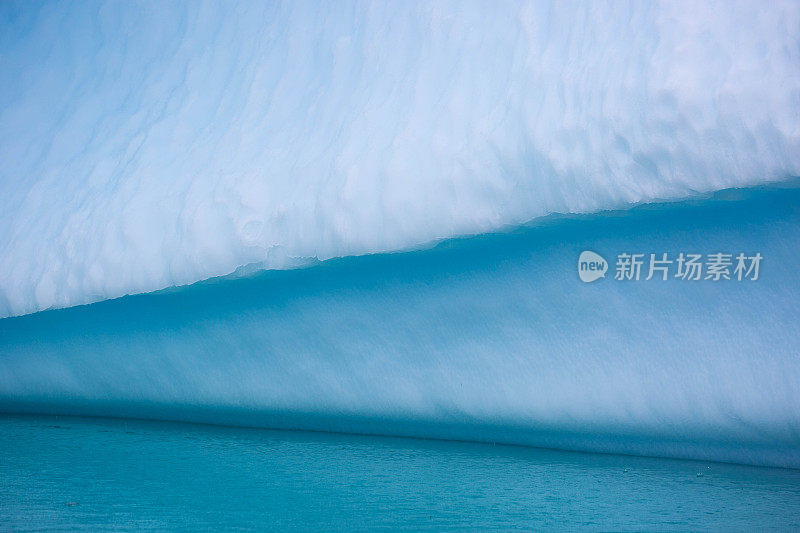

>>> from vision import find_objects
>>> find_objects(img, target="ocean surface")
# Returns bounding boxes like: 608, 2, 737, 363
2, 414, 799, 531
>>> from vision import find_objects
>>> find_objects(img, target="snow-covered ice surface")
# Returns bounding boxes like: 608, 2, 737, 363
1, 1, 799, 317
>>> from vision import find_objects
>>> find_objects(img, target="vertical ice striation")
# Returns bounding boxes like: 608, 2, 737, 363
1, 1, 799, 317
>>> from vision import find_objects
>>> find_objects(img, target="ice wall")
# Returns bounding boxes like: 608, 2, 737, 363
1, 185, 799, 467
1, 1, 799, 317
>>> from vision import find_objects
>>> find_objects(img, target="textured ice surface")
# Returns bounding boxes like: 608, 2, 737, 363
2, 186, 799, 467
1, 1, 800, 317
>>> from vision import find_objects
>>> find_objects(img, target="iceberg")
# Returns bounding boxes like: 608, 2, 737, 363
2, 185, 799, 468
1, 0, 799, 316
1, 1, 799, 470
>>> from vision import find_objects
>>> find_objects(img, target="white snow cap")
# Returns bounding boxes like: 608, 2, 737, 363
1, 0, 799, 317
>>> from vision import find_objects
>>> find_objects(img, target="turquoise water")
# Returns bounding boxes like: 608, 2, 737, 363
2, 414, 799, 530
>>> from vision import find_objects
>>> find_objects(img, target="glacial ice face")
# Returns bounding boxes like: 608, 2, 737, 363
2, 186, 799, 467
1, 1, 799, 317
